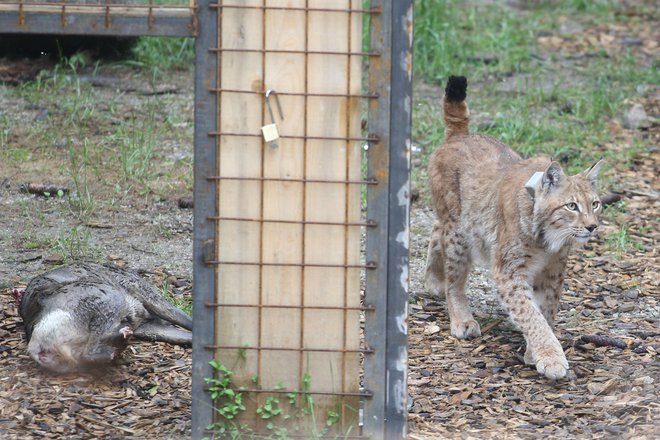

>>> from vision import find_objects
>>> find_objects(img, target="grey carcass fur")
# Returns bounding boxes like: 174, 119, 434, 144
20, 263, 192, 373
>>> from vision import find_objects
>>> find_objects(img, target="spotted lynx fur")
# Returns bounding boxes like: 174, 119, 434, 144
425, 76, 604, 379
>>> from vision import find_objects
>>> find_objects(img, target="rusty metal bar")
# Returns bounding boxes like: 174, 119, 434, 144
341, 2, 353, 430
210, 3, 381, 15
205, 303, 375, 312
255, 2, 267, 429
298, 2, 310, 411
209, 47, 379, 57
207, 131, 378, 142
203, 386, 373, 398
202, 429, 367, 439
205, 260, 376, 269
206, 175, 378, 185
205, 345, 374, 354
208, 87, 378, 99
207, 216, 377, 227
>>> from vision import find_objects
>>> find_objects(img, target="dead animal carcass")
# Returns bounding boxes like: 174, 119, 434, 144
17, 263, 192, 373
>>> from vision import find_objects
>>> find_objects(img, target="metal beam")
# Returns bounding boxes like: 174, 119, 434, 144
0, 11, 194, 37
363, 0, 412, 438
191, 0, 216, 438
384, 0, 413, 438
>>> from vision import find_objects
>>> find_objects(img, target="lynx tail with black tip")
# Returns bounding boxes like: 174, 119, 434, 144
444, 75, 469, 139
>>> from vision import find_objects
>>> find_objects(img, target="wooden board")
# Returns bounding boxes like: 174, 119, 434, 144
215, 0, 363, 434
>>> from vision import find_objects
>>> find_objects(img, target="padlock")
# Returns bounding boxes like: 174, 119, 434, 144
261, 89, 284, 148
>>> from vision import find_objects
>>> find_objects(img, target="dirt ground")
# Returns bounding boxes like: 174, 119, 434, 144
1, 11, 659, 440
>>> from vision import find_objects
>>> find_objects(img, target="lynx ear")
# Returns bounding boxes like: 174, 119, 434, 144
582, 159, 604, 189
542, 161, 565, 191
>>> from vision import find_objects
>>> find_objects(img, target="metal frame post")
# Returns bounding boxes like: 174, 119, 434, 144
191, 0, 217, 438
364, 0, 413, 438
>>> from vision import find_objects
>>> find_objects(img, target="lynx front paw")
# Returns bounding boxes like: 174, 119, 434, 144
450, 319, 481, 339
535, 352, 569, 380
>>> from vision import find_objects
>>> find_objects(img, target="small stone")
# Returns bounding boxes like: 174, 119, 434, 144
423, 324, 441, 335
619, 37, 642, 46
618, 303, 635, 312
43, 253, 64, 264
559, 20, 583, 36
623, 289, 639, 300
632, 376, 654, 386
622, 103, 651, 130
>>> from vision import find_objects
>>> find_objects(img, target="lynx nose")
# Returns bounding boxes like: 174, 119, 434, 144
586, 224, 597, 232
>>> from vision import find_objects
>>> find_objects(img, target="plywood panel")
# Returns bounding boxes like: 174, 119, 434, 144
214, 0, 363, 434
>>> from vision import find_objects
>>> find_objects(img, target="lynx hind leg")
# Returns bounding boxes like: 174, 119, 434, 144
444, 231, 481, 339
424, 221, 445, 297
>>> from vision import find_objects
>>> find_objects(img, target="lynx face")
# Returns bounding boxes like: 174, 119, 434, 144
536, 162, 603, 253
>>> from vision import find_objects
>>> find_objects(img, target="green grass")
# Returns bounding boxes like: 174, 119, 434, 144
130, 37, 195, 71
160, 279, 193, 316
412, 1, 658, 175
414, 0, 542, 84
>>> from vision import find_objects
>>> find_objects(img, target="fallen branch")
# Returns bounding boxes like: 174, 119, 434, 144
600, 192, 622, 206
480, 318, 503, 335
20, 183, 69, 197
579, 334, 627, 349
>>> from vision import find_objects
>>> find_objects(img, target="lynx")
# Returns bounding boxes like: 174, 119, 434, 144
425, 76, 604, 380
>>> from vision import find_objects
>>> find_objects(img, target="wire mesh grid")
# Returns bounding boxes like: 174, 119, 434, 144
201, 0, 373, 436
191, 0, 413, 438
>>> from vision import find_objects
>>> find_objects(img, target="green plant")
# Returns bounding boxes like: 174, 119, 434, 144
206, 364, 354, 439
606, 225, 642, 255
114, 112, 156, 184
159, 279, 192, 316
67, 141, 96, 220
53, 225, 94, 261
206, 360, 247, 438
257, 396, 283, 419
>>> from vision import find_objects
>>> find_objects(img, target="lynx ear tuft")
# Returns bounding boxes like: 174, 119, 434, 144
445, 76, 467, 102
542, 161, 565, 190
583, 159, 605, 188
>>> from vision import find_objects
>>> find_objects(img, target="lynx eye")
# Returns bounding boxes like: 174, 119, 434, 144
592, 200, 601, 210
565, 202, 579, 212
